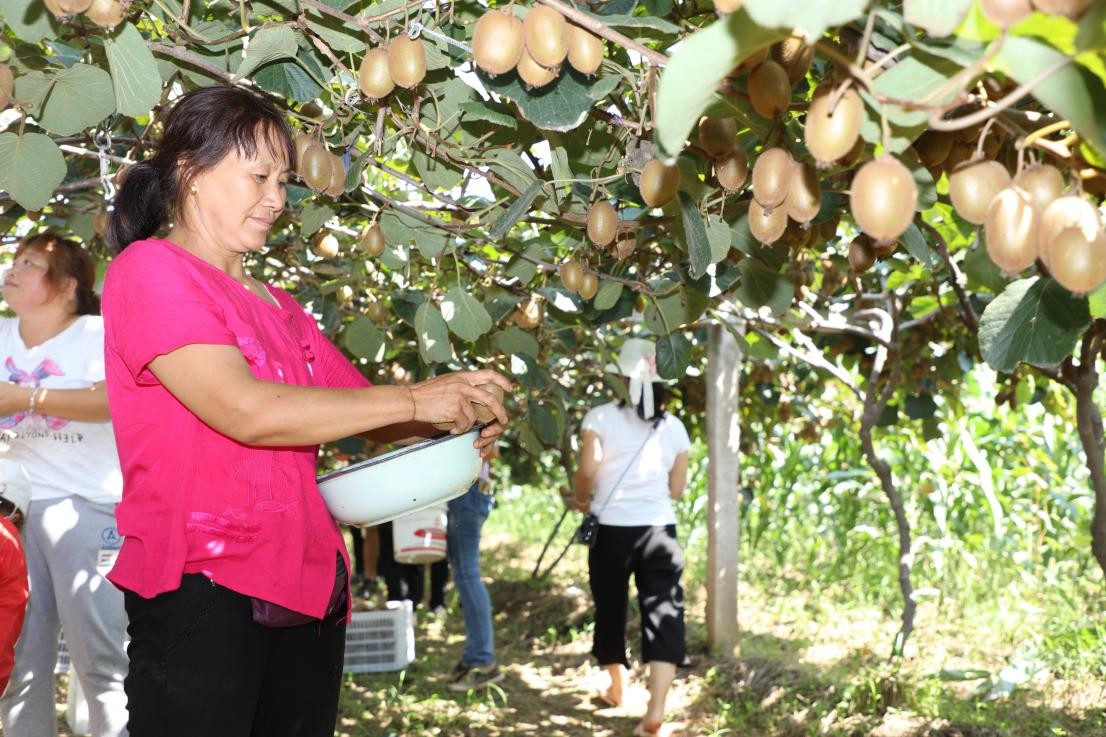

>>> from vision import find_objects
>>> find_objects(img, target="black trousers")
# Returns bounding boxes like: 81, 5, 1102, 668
377, 520, 449, 609
123, 574, 347, 737
588, 524, 687, 668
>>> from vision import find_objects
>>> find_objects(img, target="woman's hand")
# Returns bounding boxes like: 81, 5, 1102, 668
572, 496, 591, 514
408, 369, 512, 455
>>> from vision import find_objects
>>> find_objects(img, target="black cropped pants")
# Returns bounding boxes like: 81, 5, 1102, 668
588, 523, 687, 668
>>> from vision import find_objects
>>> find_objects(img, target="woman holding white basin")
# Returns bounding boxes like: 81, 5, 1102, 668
102, 84, 509, 737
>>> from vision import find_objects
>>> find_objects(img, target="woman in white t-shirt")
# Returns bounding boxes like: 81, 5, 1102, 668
572, 338, 690, 737
0, 232, 127, 737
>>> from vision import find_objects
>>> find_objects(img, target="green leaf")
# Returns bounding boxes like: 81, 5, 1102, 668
305, 12, 366, 53
643, 282, 710, 334
963, 236, 1009, 295
415, 302, 453, 364
978, 276, 1090, 373
458, 100, 517, 129
479, 66, 623, 132
488, 181, 543, 240
483, 149, 537, 194
904, 0, 973, 37
734, 259, 795, 316
236, 26, 300, 80
412, 148, 464, 191
706, 214, 732, 263
742, 0, 867, 42
656, 333, 692, 380
16, 64, 116, 136
0, 132, 66, 211
859, 52, 963, 153
654, 13, 787, 157
344, 317, 387, 362
441, 287, 493, 342
299, 203, 334, 236
901, 224, 939, 269
593, 280, 623, 311
1089, 281, 1106, 318
505, 241, 544, 284
492, 326, 539, 358
578, 13, 680, 34
253, 61, 322, 102
0, 0, 59, 42
528, 399, 562, 446
105, 24, 163, 117
677, 192, 712, 280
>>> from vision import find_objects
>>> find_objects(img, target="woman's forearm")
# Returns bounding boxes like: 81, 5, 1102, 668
32, 383, 111, 423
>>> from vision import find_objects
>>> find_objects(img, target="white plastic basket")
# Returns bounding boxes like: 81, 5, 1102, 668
343, 600, 415, 673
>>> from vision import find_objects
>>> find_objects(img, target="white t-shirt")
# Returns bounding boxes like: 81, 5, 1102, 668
0, 315, 123, 504
581, 402, 691, 526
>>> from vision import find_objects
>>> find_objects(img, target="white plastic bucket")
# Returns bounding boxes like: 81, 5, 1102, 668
392, 504, 447, 564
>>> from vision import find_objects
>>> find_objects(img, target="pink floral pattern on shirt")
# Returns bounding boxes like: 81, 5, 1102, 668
236, 336, 267, 368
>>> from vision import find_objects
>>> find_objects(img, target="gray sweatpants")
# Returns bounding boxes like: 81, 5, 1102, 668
0, 495, 128, 737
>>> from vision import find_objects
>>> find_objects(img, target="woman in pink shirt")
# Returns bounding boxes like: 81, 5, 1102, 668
102, 85, 508, 737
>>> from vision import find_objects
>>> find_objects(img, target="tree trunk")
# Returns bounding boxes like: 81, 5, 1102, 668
1071, 334, 1106, 578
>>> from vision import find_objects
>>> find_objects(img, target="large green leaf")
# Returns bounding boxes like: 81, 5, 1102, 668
643, 281, 710, 334
441, 287, 493, 342
859, 52, 963, 153
978, 277, 1090, 373
488, 181, 543, 240
677, 192, 712, 280
458, 100, 518, 130
479, 67, 618, 132
236, 26, 300, 80
344, 317, 387, 362
734, 259, 795, 315
16, 64, 116, 136
412, 148, 464, 191
904, 0, 972, 37
254, 61, 322, 102
742, 0, 868, 42
577, 12, 680, 34
299, 203, 334, 236
415, 302, 453, 364
0, 132, 66, 211
0, 0, 59, 42
105, 23, 163, 117
654, 12, 787, 158
593, 280, 624, 311
656, 333, 692, 380
492, 326, 539, 358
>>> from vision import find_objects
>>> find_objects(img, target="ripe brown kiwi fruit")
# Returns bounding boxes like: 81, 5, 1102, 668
294, 133, 317, 173
85, 0, 125, 28
748, 200, 787, 244
93, 208, 109, 237
578, 271, 599, 300
358, 48, 395, 100
748, 60, 791, 118
1014, 163, 1065, 214
804, 85, 864, 167
773, 37, 813, 85
300, 144, 332, 192
872, 239, 898, 258
387, 36, 427, 89
735, 46, 768, 75
516, 47, 558, 89
44, 0, 67, 18
1039, 195, 1100, 265
473, 9, 525, 76
1030, 0, 1094, 19
698, 116, 737, 158
325, 153, 347, 197
714, 0, 744, 12
0, 65, 13, 109
639, 159, 680, 208
949, 158, 1011, 225
981, 0, 1034, 27
361, 224, 385, 257
474, 384, 506, 423
984, 186, 1039, 275
566, 25, 604, 76
715, 147, 749, 191
912, 130, 954, 168
366, 300, 387, 323
819, 214, 840, 241
586, 200, 617, 246
313, 231, 340, 259
751, 147, 794, 210
1045, 225, 1106, 294
849, 156, 918, 244
848, 234, 876, 273
514, 296, 543, 329
784, 161, 822, 226
523, 6, 568, 69
560, 259, 585, 292
613, 238, 636, 260
58, 0, 93, 13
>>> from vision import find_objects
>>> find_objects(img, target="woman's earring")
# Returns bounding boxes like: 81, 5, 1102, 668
189, 184, 197, 194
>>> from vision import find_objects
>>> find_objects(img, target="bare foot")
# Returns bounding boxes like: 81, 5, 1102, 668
595, 686, 621, 708
633, 719, 661, 737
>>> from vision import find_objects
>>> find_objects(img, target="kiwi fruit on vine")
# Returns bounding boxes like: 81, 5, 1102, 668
514, 296, 543, 329
358, 48, 395, 100
949, 158, 1011, 225
560, 259, 585, 292
362, 224, 385, 257
44, 0, 66, 18
748, 199, 787, 244
567, 25, 604, 76
784, 162, 822, 225
473, 384, 506, 423
735, 46, 769, 75
523, 6, 568, 69
1014, 163, 1065, 214
613, 238, 636, 260
1045, 225, 1106, 294
781, 218, 811, 249
0, 65, 12, 110
516, 47, 558, 89
85, 0, 125, 28
714, 0, 744, 12
366, 300, 387, 323
872, 239, 898, 258
93, 208, 109, 237
387, 36, 427, 89
586, 200, 617, 246
848, 234, 877, 273
819, 214, 840, 241
912, 130, 954, 168
773, 37, 813, 85
698, 116, 737, 158
294, 133, 317, 173
578, 271, 599, 300
748, 60, 791, 118
57, 0, 93, 14
751, 147, 794, 210
300, 144, 332, 192
1039, 195, 1100, 264
324, 153, 347, 197
473, 9, 525, 76
849, 156, 918, 244
313, 231, 340, 259
1030, 0, 1094, 19
942, 141, 975, 173
639, 159, 680, 208
984, 186, 1040, 275
714, 147, 749, 191
804, 85, 863, 167
299, 101, 324, 120
336, 285, 354, 304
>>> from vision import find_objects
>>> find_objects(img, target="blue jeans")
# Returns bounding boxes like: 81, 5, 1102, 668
447, 483, 495, 667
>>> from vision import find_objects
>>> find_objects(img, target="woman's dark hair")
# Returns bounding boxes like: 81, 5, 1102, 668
14, 232, 100, 315
619, 382, 668, 422
108, 85, 296, 251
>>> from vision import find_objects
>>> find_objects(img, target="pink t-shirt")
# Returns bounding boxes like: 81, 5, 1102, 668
102, 239, 370, 617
